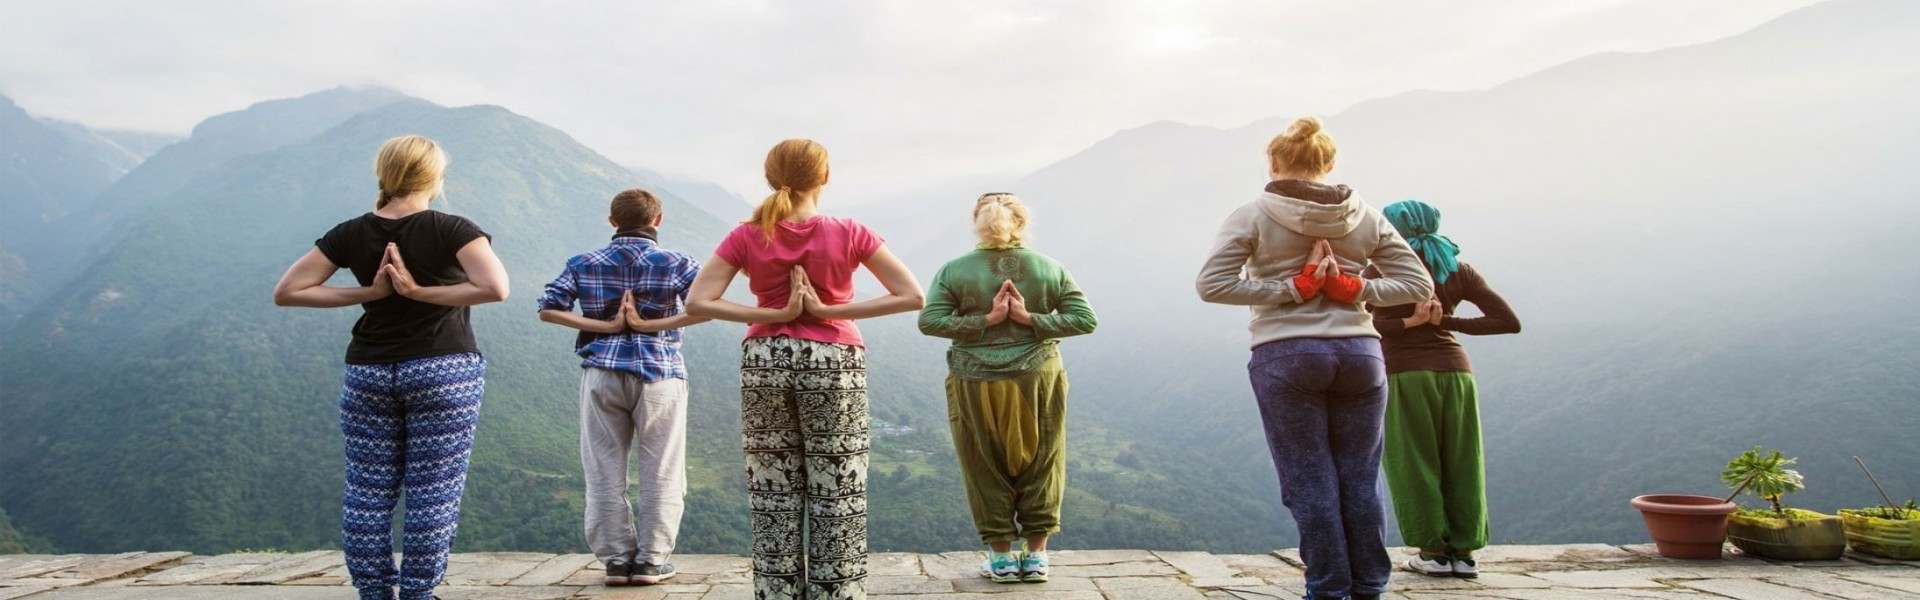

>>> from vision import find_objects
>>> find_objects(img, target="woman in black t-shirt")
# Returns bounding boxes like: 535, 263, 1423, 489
272, 135, 508, 600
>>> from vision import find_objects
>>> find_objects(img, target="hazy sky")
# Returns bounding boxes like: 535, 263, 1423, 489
1, 0, 1823, 203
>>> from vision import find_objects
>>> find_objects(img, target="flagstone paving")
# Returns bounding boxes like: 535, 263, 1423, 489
0, 544, 1914, 599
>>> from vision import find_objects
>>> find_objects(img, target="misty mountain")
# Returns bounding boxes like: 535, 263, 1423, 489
895, 0, 1920, 546
0, 95, 156, 328
93, 129, 184, 160
630, 166, 753, 223
0, 95, 137, 229
0, 87, 411, 334
37, 119, 180, 166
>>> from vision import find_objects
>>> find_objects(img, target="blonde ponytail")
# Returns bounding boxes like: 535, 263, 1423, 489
972, 192, 1030, 249
747, 139, 830, 243
1266, 116, 1337, 178
373, 135, 448, 209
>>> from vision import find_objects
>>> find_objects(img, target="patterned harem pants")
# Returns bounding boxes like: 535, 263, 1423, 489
339, 352, 485, 600
740, 336, 869, 600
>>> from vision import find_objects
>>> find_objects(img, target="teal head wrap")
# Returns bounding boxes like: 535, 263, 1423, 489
1382, 200, 1460, 284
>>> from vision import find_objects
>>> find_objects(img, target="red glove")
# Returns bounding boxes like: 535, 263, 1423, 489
1324, 270, 1363, 304
1292, 263, 1322, 301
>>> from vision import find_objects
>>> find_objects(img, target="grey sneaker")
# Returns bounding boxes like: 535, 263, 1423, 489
633, 562, 676, 585
602, 558, 632, 586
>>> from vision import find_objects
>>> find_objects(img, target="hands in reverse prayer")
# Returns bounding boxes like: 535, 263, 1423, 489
1288, 239, 1442, 325
1404, 298, 1445, 329
1291, 239, 1363, 303
982, 280, 1032, 327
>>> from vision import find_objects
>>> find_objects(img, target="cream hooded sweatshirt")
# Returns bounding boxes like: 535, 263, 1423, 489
1195, 180, 1433, 349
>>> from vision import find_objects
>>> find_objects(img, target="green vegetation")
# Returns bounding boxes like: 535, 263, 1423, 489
1852, 501, 1919, 521
1723, 446, 1806, 518
0, 508, 51, 554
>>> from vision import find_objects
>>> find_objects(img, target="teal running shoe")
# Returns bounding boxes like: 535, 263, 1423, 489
1020, 549, 1050, 583
981, 550, 1022, 583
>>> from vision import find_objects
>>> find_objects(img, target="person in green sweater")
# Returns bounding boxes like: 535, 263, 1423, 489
918, 193, 1098, 585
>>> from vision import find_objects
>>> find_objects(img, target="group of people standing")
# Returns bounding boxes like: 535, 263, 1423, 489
271, 117, 1516, 600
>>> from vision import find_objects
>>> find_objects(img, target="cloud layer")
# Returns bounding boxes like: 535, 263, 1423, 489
0, 0, 1821, 202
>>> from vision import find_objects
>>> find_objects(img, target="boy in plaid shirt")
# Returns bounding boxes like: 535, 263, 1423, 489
537, 188, 707, 586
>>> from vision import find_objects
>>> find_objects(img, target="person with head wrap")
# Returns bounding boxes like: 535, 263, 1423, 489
1366, 199, 1522, 580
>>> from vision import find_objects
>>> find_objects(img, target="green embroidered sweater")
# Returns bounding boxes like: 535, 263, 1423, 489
918, 247, 1098, 381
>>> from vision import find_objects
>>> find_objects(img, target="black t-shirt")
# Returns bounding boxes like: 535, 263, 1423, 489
315, 210, 491, 365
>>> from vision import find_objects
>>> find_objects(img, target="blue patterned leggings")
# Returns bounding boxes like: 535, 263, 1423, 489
339, 353, 485, 600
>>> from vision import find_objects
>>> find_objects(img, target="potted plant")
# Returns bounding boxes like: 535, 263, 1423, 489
1720, 446, 1846, 561
1631, 493, 1738, 559
1838, 456, 1920, 559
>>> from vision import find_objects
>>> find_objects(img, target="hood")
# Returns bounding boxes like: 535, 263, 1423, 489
1256, 179, 1365, 238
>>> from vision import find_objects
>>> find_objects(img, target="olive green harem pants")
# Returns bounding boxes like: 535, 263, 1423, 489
946, 355, 1068, 545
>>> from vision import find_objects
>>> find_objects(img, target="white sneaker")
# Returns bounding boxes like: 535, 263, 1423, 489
1450, 558, 1478, 579
1404, 555, 1451, 577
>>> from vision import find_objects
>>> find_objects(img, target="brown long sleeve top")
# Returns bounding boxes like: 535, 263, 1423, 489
1366, 262, 1520, 374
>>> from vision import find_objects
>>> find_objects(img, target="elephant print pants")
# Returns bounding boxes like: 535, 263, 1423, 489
740, 336, 870, 600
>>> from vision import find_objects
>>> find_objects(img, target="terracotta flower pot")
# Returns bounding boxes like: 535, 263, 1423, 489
1840, 509, 1920, 560
1726, 509, 1847, 561
1632, 494, 1737, 559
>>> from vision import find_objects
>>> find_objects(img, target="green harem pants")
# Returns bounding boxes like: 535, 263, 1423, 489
1383, 370, 1488, 555
946, 355, 1068, 545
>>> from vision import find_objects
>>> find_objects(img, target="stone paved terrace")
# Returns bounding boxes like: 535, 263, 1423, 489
1, 545, 1917, 599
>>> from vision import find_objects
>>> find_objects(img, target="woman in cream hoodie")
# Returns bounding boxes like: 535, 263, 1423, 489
1195, 117, 1432, 600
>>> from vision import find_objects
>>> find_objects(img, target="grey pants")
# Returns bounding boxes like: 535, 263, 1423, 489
580, 368, 689, 566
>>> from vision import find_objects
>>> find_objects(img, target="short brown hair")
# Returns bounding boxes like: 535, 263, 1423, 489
611, 188, 662, 228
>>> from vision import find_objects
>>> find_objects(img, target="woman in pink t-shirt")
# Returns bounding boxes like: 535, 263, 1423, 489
687, 138, 924, 600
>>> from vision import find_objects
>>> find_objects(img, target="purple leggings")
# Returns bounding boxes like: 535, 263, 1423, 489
1248, 337, 1391, 600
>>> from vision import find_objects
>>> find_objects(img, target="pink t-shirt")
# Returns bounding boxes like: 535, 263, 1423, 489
712, 216, 885, 347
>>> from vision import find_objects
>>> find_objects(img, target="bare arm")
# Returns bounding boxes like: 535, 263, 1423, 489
630, 312, 713, 333
385, 238, 511, 307
806, 245, 925, 320
685, 255, 807, 324
539, 309, 623, 334
272, 248, 390, 308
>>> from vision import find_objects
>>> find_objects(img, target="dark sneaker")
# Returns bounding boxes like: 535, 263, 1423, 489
632, 562, 677, 585
603, 558, 633, 587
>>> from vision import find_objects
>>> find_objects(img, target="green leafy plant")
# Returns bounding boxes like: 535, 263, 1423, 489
1862, 500, 1919, 521
1722, 446, 1805, 518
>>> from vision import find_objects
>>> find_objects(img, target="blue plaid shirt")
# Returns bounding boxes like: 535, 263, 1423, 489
537, 236, 701, 381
